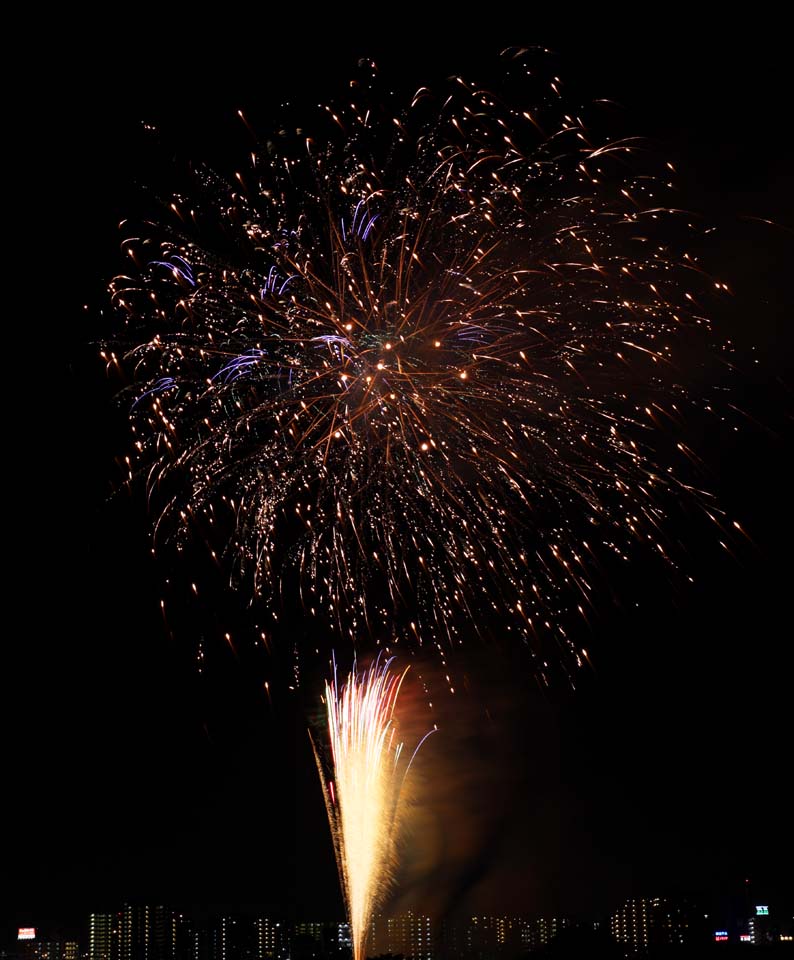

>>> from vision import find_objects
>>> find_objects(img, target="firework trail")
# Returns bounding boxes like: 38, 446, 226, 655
107, 51, 725, 683
314, 657, 429, 960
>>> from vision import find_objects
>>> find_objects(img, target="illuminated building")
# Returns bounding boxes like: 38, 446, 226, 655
123, 906, 174, 960
292, 924, 323, 959
519, 917, 569, 953
209, 916, 287, 960
12, 931, 37, 960
610, 899, 654, 953
748, 905, 774, 945
336, 924, 352, 956
190, 921, 217, 960
255, 919, 287, 960
218, 917, 259, 960
292, 925, 323, 942
113, 905, 193, 960
16, 937, 82, 960
463, 917, 522, 959
89, 915, 115, 960
610, 898, 705, 953
290, 925, 322, 960
171, 913, 194, 960
369, 913, 432, 960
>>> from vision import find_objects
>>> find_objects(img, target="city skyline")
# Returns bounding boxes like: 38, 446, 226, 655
4, 893, 793, 956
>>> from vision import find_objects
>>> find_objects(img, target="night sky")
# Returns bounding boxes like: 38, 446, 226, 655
5, 10, 793, 942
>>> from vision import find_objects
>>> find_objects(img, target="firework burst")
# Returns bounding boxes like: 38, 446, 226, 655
107, 51, 722, 682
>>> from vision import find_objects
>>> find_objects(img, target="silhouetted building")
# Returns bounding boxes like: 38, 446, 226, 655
647, 897, 705, 949
290, 926, 322, 960
292, 924, 348, 960
529, 925, 623, 959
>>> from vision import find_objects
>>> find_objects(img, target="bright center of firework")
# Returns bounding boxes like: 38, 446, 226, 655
306, 322, 472, 448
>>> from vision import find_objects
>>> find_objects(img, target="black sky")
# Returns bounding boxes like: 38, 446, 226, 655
5, 9, 793, 943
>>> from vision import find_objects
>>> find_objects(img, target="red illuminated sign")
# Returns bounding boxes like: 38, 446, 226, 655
18, 930, 36, 941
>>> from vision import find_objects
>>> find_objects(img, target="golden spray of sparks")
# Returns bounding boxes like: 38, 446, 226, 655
315, 658, 430, 960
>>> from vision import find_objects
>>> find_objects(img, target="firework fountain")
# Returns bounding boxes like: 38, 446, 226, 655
315, 658, 430, 960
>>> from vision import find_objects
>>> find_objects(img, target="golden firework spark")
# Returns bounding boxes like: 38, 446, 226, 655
315, 658, 430, 960
108, 52, 730, 684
